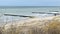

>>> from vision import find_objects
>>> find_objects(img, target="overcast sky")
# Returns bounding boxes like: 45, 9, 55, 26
0, 0, 60, 6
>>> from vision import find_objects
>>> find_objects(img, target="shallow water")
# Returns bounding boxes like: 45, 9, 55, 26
0, 6, 60, 25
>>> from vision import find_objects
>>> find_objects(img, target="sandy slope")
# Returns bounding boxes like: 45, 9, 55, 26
0, 15, 60, 34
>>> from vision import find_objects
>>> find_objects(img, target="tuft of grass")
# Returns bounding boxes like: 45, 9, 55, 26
0, 16, 60, 34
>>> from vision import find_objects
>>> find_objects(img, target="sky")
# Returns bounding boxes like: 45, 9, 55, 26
0, 0, 60, 6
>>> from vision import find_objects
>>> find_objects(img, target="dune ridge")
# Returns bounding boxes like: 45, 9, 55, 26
0, 16, 60, 34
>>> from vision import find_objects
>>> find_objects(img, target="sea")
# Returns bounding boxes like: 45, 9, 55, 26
0, 6, 60, 26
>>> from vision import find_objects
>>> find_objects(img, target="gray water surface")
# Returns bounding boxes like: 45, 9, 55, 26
0, 6, 60, 25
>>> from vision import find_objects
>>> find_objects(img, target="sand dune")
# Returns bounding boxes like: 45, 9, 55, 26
0, 15, 60, 34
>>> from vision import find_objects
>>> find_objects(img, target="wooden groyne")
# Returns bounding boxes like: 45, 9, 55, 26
4, 14, 35, 18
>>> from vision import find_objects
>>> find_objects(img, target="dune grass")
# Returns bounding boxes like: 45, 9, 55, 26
0, 16, 60, 34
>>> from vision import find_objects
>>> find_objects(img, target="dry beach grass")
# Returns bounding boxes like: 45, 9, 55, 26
0, 16, 60, 34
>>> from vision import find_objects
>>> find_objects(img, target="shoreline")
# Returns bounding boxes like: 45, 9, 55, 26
0, 15, 60, 26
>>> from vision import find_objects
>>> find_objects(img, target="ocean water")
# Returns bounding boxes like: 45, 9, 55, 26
0, 6, 60, 25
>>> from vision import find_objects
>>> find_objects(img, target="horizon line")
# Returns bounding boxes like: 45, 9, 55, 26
0, 6, 60, 8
